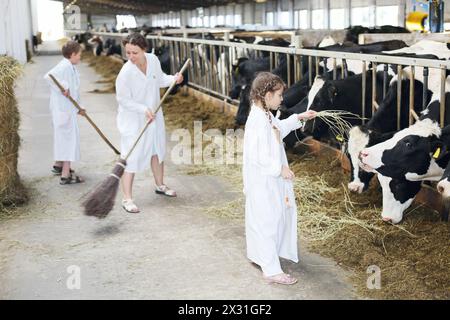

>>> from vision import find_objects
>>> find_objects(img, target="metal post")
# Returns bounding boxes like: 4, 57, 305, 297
383, 64, 388, 99
270, 51, 274, 71
333, 58, 337, 80
409, 66, 415, 126
397, 65, 402, 130
372, 62, 377, 115
308, 55, 312, 86
287, 54, 291, 86
440, 68, 446, 128
423, 67, 429, 110
362, 61, 366, 124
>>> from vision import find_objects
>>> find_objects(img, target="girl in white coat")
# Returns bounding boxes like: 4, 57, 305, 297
116, 33, 183, 213
243, 72, 316, 285
44, 40, 86, 184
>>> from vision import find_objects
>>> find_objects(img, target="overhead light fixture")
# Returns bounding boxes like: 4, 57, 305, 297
255, 0, 267, 3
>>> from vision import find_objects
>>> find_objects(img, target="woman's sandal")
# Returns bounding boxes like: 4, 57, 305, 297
52, 166, 74, 176
263, 273, 298, 285
122, 199, 140, 213
155, 184, 177, 197
60, 175, 84, 185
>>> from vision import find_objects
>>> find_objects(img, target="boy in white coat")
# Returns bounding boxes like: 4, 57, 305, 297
44, 41, 86, 184
243, 72, 316, 285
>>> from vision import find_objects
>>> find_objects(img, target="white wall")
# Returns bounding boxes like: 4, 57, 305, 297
0, 0, 34, 64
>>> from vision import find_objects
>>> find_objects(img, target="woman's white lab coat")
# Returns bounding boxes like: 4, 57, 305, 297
115, 53, 174, 173
44, 58, 81, 162
243, 105, 303, 276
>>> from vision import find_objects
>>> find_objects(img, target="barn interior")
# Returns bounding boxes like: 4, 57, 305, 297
0, 0, 449, 301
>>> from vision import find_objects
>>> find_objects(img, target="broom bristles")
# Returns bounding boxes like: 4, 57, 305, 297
83, 158, 126, 219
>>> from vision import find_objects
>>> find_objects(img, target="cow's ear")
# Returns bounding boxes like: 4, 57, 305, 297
430, 140, 448, 160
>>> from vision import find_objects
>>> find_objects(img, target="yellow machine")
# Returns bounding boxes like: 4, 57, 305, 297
406, 11, 428, 31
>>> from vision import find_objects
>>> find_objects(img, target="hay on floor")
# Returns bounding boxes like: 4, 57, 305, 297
82, 51, 123, 93
165, 91, 449, 300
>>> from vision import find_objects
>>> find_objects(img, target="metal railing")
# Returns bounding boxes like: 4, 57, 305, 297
65, 30, 450, 128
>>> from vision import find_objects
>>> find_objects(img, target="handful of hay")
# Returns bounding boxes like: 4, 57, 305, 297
313, 110, 364, 141
0, 56, 27, 207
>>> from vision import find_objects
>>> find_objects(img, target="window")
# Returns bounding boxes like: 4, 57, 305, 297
278, 11, 290, 28
296, 10, 308, 29
266, 12, 274, 26
234, 14, 242, 26
226, 14, 234, 26
197, 17, 203, 27
204, 16, 210, 27
376, 6, 399, 26
217, 15, 224, 25
191, 17, 197, 27
352, 7, 374, 27
210, 16, 216, 27
330, 8, 346, 29
312, 10, 324, 29
116, 15, 137, 30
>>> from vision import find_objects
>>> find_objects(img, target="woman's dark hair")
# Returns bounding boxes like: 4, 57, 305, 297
62, 40, 81, 59
250, 72, 286, 111
122, 33, 148, 50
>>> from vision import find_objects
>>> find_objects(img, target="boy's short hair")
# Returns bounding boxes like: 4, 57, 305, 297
62, 41, 81, 59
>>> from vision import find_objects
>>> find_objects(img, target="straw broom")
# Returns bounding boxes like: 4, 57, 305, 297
48, 74, 120, 155
83, 59, 191, 219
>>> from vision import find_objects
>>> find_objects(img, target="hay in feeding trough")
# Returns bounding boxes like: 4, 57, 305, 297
164, 92, 449, 299
313, 110, 365, 140
0, 56, 28, 208
82, 51, 123, 93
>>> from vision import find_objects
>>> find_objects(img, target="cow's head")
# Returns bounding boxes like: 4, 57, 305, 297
302, 77, 336, 137
359, 119, 448, 181
230, 58, 248, 99
377, 175, 422, 224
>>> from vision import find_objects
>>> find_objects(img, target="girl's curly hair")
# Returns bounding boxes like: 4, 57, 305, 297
249, 72, 286, 111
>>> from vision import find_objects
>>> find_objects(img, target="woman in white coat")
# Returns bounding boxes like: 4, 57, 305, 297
243, 72, 316, 285
44, 40, 86, 184
116, 33, 183, 213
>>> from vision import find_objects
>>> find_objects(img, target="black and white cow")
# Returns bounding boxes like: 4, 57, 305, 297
357, 96, 450, 223
302, 69, 387, 139
347, 77, 433, 193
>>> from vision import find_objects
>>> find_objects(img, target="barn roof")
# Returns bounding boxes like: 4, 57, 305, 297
59, 0, 257, 15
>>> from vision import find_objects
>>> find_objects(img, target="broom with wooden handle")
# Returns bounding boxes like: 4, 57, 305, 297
48, 74, 120, 155
82, 58, 191, 219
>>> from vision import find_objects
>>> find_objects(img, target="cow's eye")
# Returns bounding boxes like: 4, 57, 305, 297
405, 142, 411, 148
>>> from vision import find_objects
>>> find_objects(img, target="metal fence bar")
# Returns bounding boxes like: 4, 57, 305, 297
397, 65, 403, 130
372, 62, 377, 115
423, 67, 429, 110
361, 61, 367, 124
409, 66, 415, 126
440, 68, 447, 128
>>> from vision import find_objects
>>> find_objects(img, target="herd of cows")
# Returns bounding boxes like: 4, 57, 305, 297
72, 25, 450, 224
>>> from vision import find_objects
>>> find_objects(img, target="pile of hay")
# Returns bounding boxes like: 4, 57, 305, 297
288, 150, 449, 300
164, 91, 237, 134
82, 51, 123, 93
164, 92, 449, 299
0, 56, 28, 208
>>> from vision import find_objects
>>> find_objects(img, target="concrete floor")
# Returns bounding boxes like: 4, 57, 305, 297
0, 54, 357, 299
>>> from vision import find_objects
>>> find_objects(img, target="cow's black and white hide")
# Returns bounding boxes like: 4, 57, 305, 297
347, 77, 433, 193
344, 25, 409, 44
358, 95, 450, 223
302, 70, 387, 140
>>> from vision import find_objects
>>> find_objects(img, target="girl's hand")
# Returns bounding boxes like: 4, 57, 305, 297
298, 110, 317, 121
281, 165, 295, 180
63, 89, 70, 97
174, 73, 183, 84
146, 109, 155, 123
